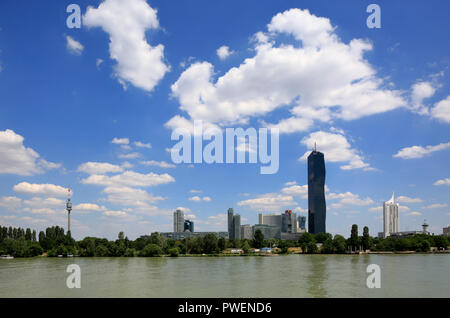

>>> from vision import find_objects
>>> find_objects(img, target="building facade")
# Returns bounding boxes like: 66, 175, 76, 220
184, 219, 194, 232
383, 193, 399, 238
252, 224, 281, 240
161, 232, 228, 240
258, 214, 282, 228
297, 215, 306, 231
227, 208, 241, 239
240, 224, 253, 240
281, 210, 297, 233
307, 147, 326, 234
173, 209, 184, 233
443, 226, 450, 237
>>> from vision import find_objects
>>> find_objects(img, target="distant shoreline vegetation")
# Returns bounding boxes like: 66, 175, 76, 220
0, 225, 448, 258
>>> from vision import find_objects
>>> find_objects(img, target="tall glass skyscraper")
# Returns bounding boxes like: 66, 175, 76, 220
307, 147, 326, 234
173, 209, 184, 233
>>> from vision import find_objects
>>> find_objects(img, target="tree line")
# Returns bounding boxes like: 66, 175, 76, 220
0, 224, 448, 257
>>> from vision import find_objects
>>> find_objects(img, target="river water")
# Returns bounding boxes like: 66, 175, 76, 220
0, 254, 449, 297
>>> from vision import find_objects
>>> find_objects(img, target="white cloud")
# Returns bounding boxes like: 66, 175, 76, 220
167, 8, 405, 131
189, 189, 202, 194
0, 196, 22, 211
393, 142, 450, 159
134, 141, 152, 149
431, 95, 450, 123
299, 130, 373, 170
13, 182, 68, 197
396, 196, 423, 203
188, 196, 211, 202
216, 45, 234, 60
433, 178, 450, 186
23, 197, 65, 207
111, 137, 129, 145
66, 35, 84, 55
410, 81, 436, 114
83, 0, 169, 91
102, 186, 164, 206
140, 160, 176, 168
118, 152, 141, 159
77, 162, 124, 174
103, 210, 129, 217
74, 203, 107, 212
281, 184, 308, 199
0, 129, 60, 176
81, 170, 175, 187
237, 193, 296, 211
96, 58, 104, 69
422, 203, 448, 209
327, 191, 374, 207
407, 211, 422, 216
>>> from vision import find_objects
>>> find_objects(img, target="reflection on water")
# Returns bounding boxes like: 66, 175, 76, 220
305, 256, 328, 297
0, 254, 449, 298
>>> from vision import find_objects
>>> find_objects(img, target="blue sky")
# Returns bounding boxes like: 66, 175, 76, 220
0, 0, 449, 239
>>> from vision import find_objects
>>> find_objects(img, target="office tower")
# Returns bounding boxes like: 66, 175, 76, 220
184, 219, 194, 232
281, 210, 297, 233
443, 226, 450, 237
383, 192, 399, 237
252, 224, 281, 240
228, 208, 234, 239
258, 213, 282, 228
240, 224, 253, 239
233, 214, 241, 240
308, 144, 326, 234
173, 209, 185, 233
297, 215, 306, 231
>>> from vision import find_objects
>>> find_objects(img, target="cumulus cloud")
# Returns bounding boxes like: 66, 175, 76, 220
77, 162, 124, 174
422, 203, 447, 209
118, 152, 141, 159
433, 178, 450, 186
140, 160, 176, 168
237, 193, 297, 211
81, 170, 175, 187
393, 142, 450, 159
167, 8, 405, 132
83, 0, 169, 91
0, 196, 22, 211
13, 182, 68, 197
0, 129, 60, 176
111, 137, 129, 145
66, 35, 84, 55
410, 81, 436, 114
431, 95, 450, 123
134, 141, 152, 149
281, 183, 308, 199
396, 196, 423, 203
299, 130, 372, 170
327, 191, 374, 207
103, 186, 164, 206
216, 45, 234, 60
74, 203, 107, 212
188, 196, 211, 202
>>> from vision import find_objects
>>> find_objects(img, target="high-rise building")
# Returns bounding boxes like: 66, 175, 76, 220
308, 145, 326, 234
233, 214, 241, 240
227, 208, 241, 239
281, 210, 297, 233
383, 193, 399, 238
240, 224, 253, 239
252, 224, 281, 240
228, 208, 234, 238
443, 226, 450, 237
184, 219, 194, 232
173, 209, 184, 233
297, 215, 306, 231
258, 213, 282, 228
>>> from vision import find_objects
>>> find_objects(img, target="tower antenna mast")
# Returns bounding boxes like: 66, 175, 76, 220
66, 186, 72, 235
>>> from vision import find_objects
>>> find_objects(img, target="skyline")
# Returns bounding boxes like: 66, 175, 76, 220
0, 0, 449, 240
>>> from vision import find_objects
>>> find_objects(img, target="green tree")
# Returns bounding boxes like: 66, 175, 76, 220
253, 229, 264, 248
298, 232, 315, 254
315, 232, 332, 243
168, 247, 180, 257
218, 237, 226, 251
241, 240, 251, 254
140, 244, 162, 257
332, 235, 347, 254
350, 224, 359, 251
362, 226, 371, 251
203, 234, 218, 254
